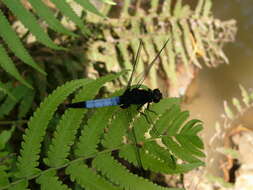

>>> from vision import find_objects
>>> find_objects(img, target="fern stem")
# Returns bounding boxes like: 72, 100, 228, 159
0, 120, 28, 125
0, 144, 122, 190
1, 137, 159, 190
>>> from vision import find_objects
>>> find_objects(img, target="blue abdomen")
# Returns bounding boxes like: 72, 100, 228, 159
85, 96, 120, 108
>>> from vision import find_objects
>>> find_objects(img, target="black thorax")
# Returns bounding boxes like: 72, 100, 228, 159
119, 88, 162, 109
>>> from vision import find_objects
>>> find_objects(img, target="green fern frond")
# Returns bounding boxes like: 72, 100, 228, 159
168, 111, 190, 135
17, 89, 35, 119
75, 0, 105, 18
36, 170, 70, 190
44, 72, 125, 167
119, 144, 203, 174
0, 82, 15, 100
0, 9, 46, 75
0, 45, 32, 89
0, 83, 35, 120
102, 107, 135, 148
0, 85, 29, 119
175, 135, 205, 157
66, 162, 120, 190
1, 0, 106, 49
27, 0, 77, 37
93, 153, 183, 190
50, 0, 90, 35
75, 106, 116, 157
181, 121, 204, 149
74, 95, 204, 177
2, 0, 65, 50
114, 98, 204, 173
16, 79, 92, 178
162, 136, 202, 163
142, 144, 204, 174
142, 141, 176, 169
0, 166, 9, 188
7, 180, 28, 190
0, 0, 108, 91
146, 100, 204, 166
180, 119, 201, 133
0, 1, 211, 189
137, 99, 181, 141
150, 105, 179, 136
1, 78, 204, 189
0, 127, 14, 150
119, 144, 177, 173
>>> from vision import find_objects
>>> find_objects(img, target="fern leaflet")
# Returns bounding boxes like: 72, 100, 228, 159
27, 0, 77, 37
75, 0, 105, 18
17, 89, 35, 119
0, 166, 9, 188
50, 0, 90, 35
0, 45, 32, 89
0, 8, 46, 75
75, 106, 116, 157
93, 153, 183, 190
0, 82, 15, 100
16, 79, 92, 178
0, 85, 29, 119
66, 162, 120, 190
36, 170, 70, 190
1, 0, 64, 50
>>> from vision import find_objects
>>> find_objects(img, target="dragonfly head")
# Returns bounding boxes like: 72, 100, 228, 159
152, 89, 163, 103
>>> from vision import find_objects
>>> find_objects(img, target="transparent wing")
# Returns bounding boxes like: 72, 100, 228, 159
136, 38, 170, 88
144, 107, 177, 170
125, 40, 143, 90
125, 106, 144, 171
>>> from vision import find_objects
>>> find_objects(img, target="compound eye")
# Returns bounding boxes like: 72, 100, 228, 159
153, 89, 162, 103
154, 99, 160, 103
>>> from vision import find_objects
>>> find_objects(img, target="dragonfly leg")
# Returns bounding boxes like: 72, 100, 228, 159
131, 127, 144, 173
146, 103, 158, 115
136, 104, 144, 112
141, 112, 152, 124
136, 104, 152, 124
145, 103, 161, 138
126, 106, 148, 176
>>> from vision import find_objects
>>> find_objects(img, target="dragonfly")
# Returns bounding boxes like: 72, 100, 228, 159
66, 39, 169, 110
66, 38, 170, 172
